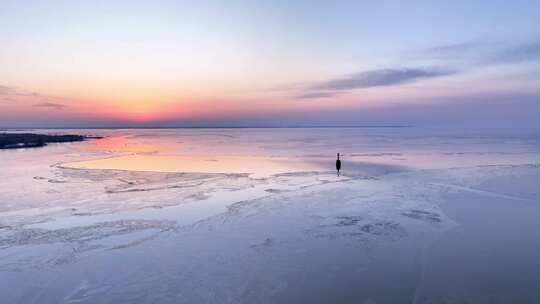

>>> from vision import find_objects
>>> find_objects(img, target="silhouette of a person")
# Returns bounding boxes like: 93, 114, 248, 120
336, 153, 341, 176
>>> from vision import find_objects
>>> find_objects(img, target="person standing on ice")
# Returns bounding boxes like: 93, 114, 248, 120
336, 153, 341, 176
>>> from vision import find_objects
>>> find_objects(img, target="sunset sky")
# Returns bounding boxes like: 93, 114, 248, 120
1, 0, 539, 128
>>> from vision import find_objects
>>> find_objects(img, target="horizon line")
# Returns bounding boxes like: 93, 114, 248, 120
0, 125, 412, 130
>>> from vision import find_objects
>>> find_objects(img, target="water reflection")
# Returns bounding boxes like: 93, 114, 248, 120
81, 135, 171, 154
69, 130, 540, 178
63, 155, 328, 178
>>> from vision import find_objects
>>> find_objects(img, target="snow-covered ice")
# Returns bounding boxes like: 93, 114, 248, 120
1, 128, 540, 303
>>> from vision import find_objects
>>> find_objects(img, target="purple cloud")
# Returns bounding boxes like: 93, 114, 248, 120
312, 68, 455, 91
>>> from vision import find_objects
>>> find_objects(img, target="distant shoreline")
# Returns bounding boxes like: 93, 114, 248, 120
0, 133, 103, 150
0, 125, 411, 130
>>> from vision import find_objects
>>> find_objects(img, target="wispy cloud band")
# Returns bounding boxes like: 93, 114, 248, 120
296, 67, 455, 99
33, 102, 67, 110
313, 68, 454, 91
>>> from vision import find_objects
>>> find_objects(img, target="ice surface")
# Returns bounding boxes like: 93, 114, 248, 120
1, 128, 540, 303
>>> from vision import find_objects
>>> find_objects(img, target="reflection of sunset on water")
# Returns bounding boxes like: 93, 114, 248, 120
82, 135, 173, 154
63, 155, 326, 178
72, 129, 540, 178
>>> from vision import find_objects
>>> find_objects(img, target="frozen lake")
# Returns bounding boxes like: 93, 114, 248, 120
1, 127, 540, 303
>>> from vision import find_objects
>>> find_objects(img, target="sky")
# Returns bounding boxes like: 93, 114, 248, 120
1, 0, 539, 128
